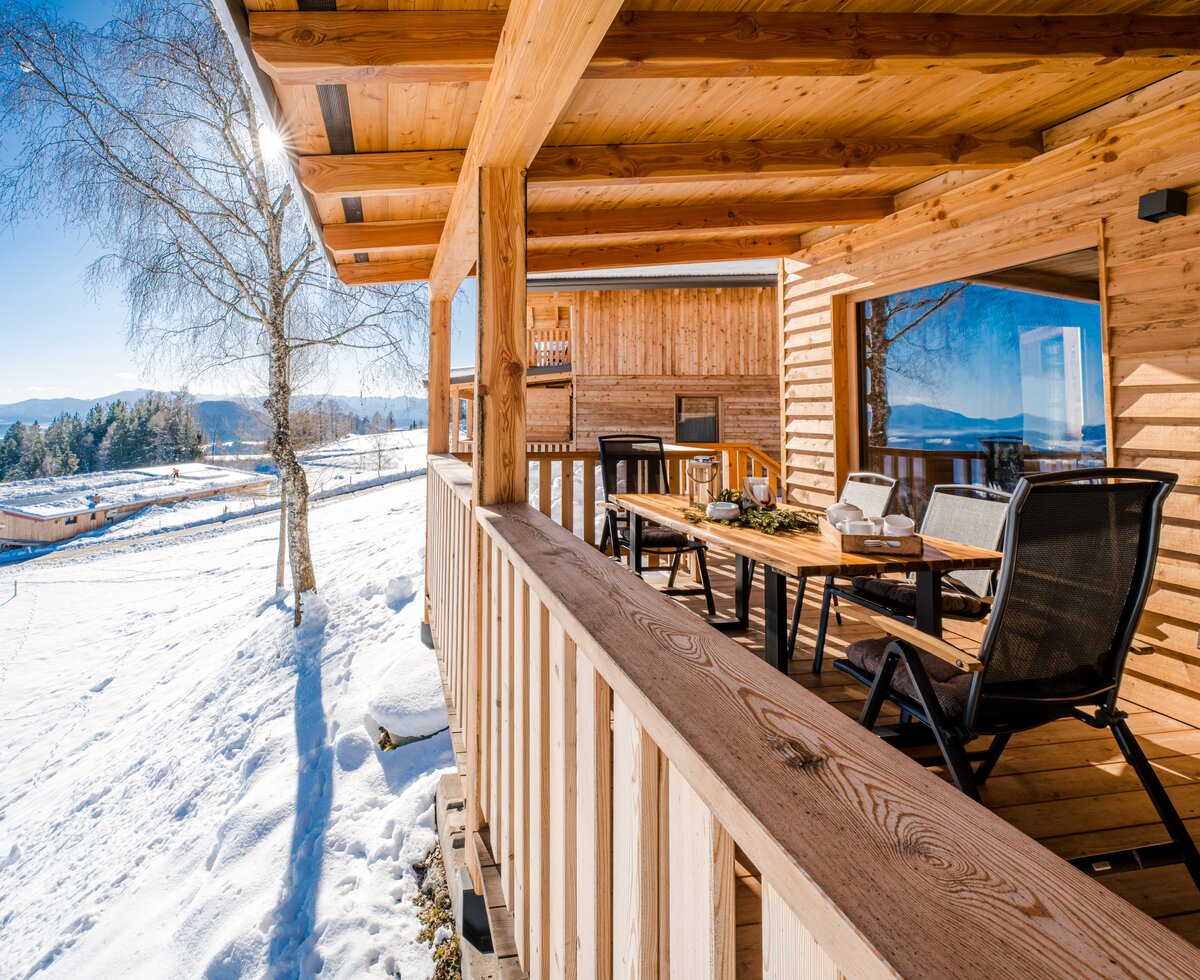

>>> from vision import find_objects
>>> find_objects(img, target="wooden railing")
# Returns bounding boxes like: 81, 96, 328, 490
528, 325, 571, 367
426, 452, 1197, 978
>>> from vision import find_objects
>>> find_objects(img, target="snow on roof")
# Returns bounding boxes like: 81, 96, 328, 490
0, 464, 271, 521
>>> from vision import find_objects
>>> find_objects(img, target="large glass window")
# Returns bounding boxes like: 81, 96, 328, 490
858, 254, 1106, 520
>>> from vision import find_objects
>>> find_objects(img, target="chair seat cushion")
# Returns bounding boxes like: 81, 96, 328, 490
617, 523, 691, 549
850, 576, 986, 618
844, 636, 971, 718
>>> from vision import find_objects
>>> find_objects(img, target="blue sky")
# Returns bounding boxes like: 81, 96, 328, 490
0, 0, 471, 405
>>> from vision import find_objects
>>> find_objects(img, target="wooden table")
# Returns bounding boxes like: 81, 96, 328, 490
611, 493, 1002, 671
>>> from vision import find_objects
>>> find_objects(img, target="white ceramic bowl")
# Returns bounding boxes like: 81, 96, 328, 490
884, 514, 916, 536
827, 502, 863, 526
841, 519, 876, 535
706, 501, 741, 521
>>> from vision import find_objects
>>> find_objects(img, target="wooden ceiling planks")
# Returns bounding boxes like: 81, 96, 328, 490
228, 0, 1199, 285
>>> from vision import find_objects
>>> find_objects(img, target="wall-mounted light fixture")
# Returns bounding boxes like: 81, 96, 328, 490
1138, 188, 1189, 223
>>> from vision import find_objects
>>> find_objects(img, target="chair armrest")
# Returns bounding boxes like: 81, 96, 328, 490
870, 615, 984, 673
601, 500, 624, 513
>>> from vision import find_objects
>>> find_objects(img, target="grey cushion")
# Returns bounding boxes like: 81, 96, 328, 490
850, 576, 986, 618
618, 523, 691, 549
844, 636, 971, 718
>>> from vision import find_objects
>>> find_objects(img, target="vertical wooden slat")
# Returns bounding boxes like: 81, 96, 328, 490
428, 296, 452, 453
583, 461, 597, 546
465, 517, 486, 891
763, 882, 839, 980
668, 764, 735, 980
539, 458, 553, 516
658, 751, 671, 979
527, 593, 551, 980
576, 659, 612, 980
487, 538, 501, 827
499, 559, 515, 904
561, 459, 576, 535
549, 618, 578, 979
513, 578, 531, 963
612, 697, 659, 977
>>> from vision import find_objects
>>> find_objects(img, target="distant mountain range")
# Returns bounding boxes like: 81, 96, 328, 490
885, 403, 1105, 451
0, 390, 429, 442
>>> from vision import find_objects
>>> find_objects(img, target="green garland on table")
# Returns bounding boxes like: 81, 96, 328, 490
682, 489, 820, 535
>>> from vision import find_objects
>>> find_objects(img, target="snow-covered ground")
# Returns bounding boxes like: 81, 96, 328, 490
0, 429, 429, 564
0, 478, 453, 978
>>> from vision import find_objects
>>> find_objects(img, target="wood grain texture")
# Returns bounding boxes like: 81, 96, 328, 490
427, 0, 626, 297
427, 296, 451, 454
473, 167, 527, 507
575, 661, 612, 980
763, 882, 839, 980
548, 618, 578, 979
668, 763, 735, 980
611, 697, 659, 979
251, 12, 1200, 84
470, 499, 1200, 978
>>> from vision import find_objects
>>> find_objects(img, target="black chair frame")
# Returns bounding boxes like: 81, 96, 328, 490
597, 434, 716, 616
835, 468, 1200, 891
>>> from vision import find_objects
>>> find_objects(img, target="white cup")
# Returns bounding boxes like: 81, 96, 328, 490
884, 514, 915, 536
827, 502, 863, 526
842, 519, 876, 535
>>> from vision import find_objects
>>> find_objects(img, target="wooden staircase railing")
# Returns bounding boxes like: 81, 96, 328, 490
425, 452, 1198, 979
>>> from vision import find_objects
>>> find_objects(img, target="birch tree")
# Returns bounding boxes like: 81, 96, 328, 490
0, 1, 426, 623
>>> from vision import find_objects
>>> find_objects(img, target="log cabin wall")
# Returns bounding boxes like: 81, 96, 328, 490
780, 89, 1200, 725
564, 285, 780, 452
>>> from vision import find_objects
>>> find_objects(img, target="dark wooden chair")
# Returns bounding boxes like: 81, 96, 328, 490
810, 483, 1010, 674
597, 434, 716, 615
837, 468, 1200, 889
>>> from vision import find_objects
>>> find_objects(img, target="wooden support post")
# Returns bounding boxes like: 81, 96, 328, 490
473, 165, 528, 505
428, 295, 452, 453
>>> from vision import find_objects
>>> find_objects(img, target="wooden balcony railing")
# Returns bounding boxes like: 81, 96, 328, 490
425, 452, 1197, 978
528, 325, 571, 367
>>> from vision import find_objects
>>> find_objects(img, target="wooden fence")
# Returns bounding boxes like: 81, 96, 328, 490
425, 452, 1199, 979
528, 324, 571, 367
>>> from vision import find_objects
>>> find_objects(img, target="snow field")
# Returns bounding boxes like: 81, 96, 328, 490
0, 477, 452, 978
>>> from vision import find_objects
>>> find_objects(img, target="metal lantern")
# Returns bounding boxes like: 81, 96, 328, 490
687, 455, 718, 506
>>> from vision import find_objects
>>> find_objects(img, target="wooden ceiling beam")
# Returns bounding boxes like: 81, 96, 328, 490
322, 198, 894, 256
336, 235, 805, 287
250, 11, 1200, 85
426, 0, 626, 299
299, 135, 1040, 198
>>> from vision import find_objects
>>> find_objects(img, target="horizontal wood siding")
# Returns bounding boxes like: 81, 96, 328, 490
527, 387, 571, 443
574, 375, 779, 455
780, 91, 1200, 725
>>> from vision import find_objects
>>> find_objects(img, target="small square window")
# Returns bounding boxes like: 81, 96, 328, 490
676, 396, 719, 443
65, 516, 77, 525
91, 513, 97, 522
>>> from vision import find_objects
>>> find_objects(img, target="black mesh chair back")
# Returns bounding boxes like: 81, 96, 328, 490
840, 471, 898, 519
919, 484, 1010, 598
966, 468, 1175, 730
597, 434, 672, 500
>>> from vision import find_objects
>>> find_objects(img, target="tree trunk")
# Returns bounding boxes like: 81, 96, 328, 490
265, 329, 317, 626
864, 301, 891, 449
276, 474, 287, 590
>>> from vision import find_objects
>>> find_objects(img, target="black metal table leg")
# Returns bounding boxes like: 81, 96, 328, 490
914, 570, 944, 637
704, 553, 749, 632
763, 565, 789, 672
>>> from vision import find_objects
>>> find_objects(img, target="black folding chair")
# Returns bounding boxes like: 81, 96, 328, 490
597, 434, 716, 615
810, 484, 1010, 673
837, 468, 1200, 890
785, 471, 899, 661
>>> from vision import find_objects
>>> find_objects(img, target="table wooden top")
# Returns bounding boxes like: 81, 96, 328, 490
611, 494, 1002, 578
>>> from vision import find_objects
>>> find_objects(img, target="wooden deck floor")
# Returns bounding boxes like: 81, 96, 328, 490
662, 551, 1200, 953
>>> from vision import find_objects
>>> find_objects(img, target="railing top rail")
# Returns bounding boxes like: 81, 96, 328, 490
469, 493, 1197, 979
430, 452, 473, 506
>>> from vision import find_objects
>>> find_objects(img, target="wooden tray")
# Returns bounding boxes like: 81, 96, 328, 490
819, 517, 923, 557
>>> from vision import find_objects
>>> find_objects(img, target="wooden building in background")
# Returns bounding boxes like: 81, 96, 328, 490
449, 264, 780, 453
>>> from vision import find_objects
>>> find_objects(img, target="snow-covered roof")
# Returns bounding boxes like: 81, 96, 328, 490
0, 464, 271, 521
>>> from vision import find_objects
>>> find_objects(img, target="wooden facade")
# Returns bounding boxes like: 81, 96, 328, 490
452, 282, 781, 453
780, 81, 1200, 728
